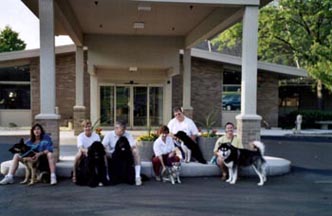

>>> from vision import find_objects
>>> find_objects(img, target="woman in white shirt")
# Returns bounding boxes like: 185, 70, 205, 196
72, 119, 101, 183
152, 125, 180, 181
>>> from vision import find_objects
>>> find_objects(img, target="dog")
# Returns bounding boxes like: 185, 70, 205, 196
9, 138, 50, 185
162, 162, 181, 184
218, 141, 267, 186
174, 131, 206, 164
108, 136, 135, 185
76, 141, 109, 187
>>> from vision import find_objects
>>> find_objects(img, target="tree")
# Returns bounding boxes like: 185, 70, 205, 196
212, 0, 332, 108
0, 26, 26, 53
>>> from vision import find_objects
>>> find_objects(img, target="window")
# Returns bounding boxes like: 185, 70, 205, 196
0, 65, 30, 109
222, 69, 241, 111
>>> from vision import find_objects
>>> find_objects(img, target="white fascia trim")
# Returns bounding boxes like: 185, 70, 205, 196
190, 48, 308, 77
132, 0, 259, 6
0, 45, 76, 62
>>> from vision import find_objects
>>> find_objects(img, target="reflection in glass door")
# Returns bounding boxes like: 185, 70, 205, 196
100, 85, 163, 128
116, 86, 130, 124
133, 87, 147, 127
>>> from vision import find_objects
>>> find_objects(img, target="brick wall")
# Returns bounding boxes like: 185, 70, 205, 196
172, 57, 223, 127
30, 52, 90, 126
257, 72, 279, 127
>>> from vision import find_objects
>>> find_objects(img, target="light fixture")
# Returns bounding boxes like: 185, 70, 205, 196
129, 67, 138, 72
138, 4, 151, 11
133, 22, 145, 29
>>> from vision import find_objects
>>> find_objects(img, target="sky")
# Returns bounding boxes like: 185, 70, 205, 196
0, 0, 73, 50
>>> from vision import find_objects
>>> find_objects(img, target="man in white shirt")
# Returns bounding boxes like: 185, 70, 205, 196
167, 107, 199, 141
102, 121, 142, 186
72, 120, 101, 183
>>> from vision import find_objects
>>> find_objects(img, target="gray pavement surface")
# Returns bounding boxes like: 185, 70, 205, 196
0, 135, 331, 215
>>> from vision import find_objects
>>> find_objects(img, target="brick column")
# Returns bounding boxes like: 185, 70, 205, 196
183, 108, 193, 119
236, 115, 261, 148
73, 106, 85, 135
35, 116, 61, 162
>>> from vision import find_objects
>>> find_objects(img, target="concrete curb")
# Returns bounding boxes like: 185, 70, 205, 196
1, 156, 290, 178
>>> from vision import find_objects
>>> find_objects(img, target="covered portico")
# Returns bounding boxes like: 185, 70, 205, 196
22, 0, 272, 160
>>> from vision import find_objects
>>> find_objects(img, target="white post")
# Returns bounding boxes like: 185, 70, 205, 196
240, 6, 259, 116
236, 6, 262, 146
182, 49, 193, 117
38, 0, 56, 116
75, 46, 84, 107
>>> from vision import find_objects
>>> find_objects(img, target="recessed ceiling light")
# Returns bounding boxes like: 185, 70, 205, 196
138, 4, 151, 11
129, 67, 138, 72
133, 22, 145, 29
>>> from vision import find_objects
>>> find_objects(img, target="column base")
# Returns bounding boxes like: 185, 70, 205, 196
34, 114, 61, 162
73, 106, 86, 136
236, 114, 262, 148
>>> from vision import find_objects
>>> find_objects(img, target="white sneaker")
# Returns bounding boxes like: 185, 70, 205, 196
50, 175, 57, 185
135, 177, 142, 186
0, 176, 14, 185
155, 176, 161, 182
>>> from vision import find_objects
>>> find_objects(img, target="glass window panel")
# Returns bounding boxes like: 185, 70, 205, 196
0, 65, 30, 81
0, 84, 30, 109
116, 86, 130, 124
133, 87, 147, 127
149, 87, 163, 126
100, 86, 114, 126
222, 85, 241, 111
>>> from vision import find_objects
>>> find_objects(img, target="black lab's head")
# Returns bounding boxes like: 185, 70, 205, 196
88, 141, 105, 160
115, 136, 131, 153
174, 131, 190, 142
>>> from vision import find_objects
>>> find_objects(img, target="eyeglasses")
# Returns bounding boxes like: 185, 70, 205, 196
174, 113, 182, 117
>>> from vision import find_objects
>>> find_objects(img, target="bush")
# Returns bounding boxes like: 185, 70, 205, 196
279, 110, 332, 129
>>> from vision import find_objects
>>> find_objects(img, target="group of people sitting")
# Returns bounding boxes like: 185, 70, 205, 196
0, 106, 242, 186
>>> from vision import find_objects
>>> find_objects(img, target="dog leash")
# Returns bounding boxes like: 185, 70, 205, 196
20, 143, 40, 158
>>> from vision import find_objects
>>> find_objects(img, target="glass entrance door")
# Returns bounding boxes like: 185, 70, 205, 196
100, 85, 163, 128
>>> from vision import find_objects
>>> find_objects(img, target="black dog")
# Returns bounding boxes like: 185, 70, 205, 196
174, 131, 206, 164
108, 136, 135, 185
76, 141, 109, 187
9, 138, 50, 185
218, 141, 267, 186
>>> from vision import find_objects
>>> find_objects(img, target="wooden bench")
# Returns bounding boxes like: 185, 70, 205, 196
315, 121, 332, 130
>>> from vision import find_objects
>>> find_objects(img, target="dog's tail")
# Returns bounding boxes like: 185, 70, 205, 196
252, 141, 265, 155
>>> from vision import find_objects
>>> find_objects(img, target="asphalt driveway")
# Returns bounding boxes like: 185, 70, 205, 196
0, 136, 331, 216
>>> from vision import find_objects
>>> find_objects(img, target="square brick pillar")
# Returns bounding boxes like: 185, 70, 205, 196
35, 116, 60, 162
236, 114, 262, 149
73, 106, 86, 135
183, 108, 193, 119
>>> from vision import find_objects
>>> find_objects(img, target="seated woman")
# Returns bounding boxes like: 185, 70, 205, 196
213, 122, 243, 181
72, 119, 102, 184
152, 125, 180, 181
0, 123, 57, 185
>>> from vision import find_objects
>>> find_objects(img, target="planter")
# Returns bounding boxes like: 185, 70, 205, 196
137, 140, 154, 162
198, 137, 218, 162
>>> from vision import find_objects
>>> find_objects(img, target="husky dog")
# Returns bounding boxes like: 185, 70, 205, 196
218, 141, 267, 186
162, 162, 181, 184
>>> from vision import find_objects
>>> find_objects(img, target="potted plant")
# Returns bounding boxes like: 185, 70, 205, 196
136, 128, 158, 161
197, 111, 220, 162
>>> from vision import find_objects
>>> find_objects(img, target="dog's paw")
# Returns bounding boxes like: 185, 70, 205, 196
20, 179, 29, 184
